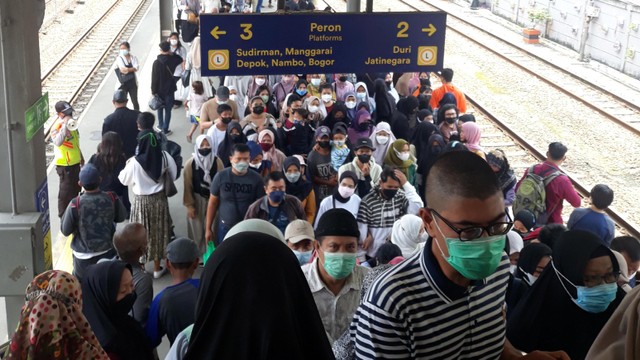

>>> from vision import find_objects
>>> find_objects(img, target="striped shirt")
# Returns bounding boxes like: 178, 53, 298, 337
350, 238, 510, 359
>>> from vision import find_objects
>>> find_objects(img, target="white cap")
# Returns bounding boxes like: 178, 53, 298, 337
284, 220, 315, 244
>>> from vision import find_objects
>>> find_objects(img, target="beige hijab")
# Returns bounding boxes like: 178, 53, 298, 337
586, 285, 640, 359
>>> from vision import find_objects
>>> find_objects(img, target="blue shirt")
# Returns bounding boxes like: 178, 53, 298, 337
146, 278, 200, 346
268, 204, 289, 234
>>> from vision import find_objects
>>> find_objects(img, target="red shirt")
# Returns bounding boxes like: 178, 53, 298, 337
515, 161, 581, 224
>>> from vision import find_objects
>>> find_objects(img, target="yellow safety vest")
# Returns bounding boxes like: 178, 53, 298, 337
53, 124, 82, 166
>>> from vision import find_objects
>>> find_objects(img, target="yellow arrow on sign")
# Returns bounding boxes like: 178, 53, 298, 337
211, 26, 227, 40
421, 24, 437, 37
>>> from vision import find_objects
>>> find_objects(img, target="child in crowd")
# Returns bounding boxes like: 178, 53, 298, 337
61, 164, 127, 281
185, 81, 208, 143
330, 125, 349, 171
146, 237, 200, 347
567, 184, 615, 247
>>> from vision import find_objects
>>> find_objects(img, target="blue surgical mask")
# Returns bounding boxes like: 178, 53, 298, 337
296, 89, 307, 96
356, 92, 367, 99
269, 190, 285, 203
232, 161, 249, 173
293, 249, 313, 265
285, 172, 301, 183
553, 261, 618, 313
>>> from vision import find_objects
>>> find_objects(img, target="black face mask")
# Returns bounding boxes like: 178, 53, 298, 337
357, 121, 370, 131
357, 154, 371, 164
318, 140, 330, 149
221, 117, 232, 124
198, 148, 212, 156
384, 80, 392, 87
445, 117, 456, 124
230, 134, 241, 142
420, 78, 430, 87
382, 188, 398, 199
113, 293, 137, 315
431, 146, 442, 155
339, 76, 348, 82
253, 106, 265, 115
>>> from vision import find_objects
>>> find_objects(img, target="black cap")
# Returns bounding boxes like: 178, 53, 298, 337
437, 68, 454, 82
515, 209, 536, 230
315, 208, 360, 239
113, 89, 128, 103
55, 101, 73, 116
354, 137, 376, 151
217, 86, 230, 100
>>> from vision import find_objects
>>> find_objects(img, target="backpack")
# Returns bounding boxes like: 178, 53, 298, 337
513, 165, 561, 224
163, 140, 183, 179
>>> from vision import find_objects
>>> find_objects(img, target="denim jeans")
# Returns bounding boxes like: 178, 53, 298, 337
156, 93, 175, 132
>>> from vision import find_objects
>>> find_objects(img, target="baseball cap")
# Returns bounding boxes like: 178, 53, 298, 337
284, 220, 315, 244
315, 126, 330, 139
217, 86, 230, 101
113, 89, 128, 103
79, 164, 100, 187
315, 208, 360, 239
166, 237, 199, 263
354, 137, 376, 151
55, 101, 73, 116
292, 154, 306, 167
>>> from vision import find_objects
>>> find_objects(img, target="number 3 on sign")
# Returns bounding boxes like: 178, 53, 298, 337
240, 24, 253, 40
397, 22, 409, 38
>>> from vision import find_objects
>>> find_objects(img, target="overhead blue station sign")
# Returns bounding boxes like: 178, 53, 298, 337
200, 12, 447, 76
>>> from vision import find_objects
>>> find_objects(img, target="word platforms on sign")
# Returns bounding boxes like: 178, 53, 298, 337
200, 12, 446, 75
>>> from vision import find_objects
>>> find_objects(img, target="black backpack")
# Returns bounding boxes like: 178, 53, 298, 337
163, 140, 183, 180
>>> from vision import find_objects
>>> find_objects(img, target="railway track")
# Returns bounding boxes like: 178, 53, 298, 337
398, 0, 640, 134
41, 0, 150, 141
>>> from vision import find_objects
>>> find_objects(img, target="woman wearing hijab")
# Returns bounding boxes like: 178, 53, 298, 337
314, 171, 360, 229
487, 149, 517, 207
241, 95, 278, 141
507, 230, 626, 359
283, 156, 316, 223
390, 214, 427, 258
354, 82, 376, 114
186, 36, 214, 98
273, 74, 296, 112
183, 135, 224, 255
4, 270, 109, 360
245, 75, 271, 104
344, 92, 358, 123
183, 220, 335, 360
303, 95, 324, 129
369, 122, 396, 166
118, 113, 177, 278
259, 128, 286, 172
391, 96, 419, 142
217, 122, 247, 167
347, 109, 375, 142
384, 139, 417, 187
82, 261, 154, 360
323, 103, 349, 130
460, 121, 486, 159
373, 78, 396, 124
247, 140, 272, 177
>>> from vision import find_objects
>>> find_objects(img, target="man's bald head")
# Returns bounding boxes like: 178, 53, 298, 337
426, 151, 501, 211
113, 223, 147, 263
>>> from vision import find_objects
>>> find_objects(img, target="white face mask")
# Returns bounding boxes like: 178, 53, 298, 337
170, 39, 178, 46
345, 101, 356, 109
255, 78, 266, 86
419, 230, 429, 243
321, 94, 332, 103
521, 269, 538, 286
395, 149, 410, 161
249, 161, 262, 169
308, 105, 319, 113
119, 49, 129, 56
356, 92, 367, 99
217, 99, 227, 105
376, 135, 389, 145
229, 94, 238, 102
338, 185, 355, 198
334, 140, 346, 147
509, 264, 517, 275
311, 79, 321, 87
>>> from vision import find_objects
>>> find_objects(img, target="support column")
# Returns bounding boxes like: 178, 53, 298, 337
578, 0, 593, 62
347, 0, 361, 12
0, 0, 48, 339
160, 0, 174, 40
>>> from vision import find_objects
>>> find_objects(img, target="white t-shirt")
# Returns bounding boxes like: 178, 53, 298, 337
314, 195, 361, 229
118, 152, 178, 195
206, 125, 227, 157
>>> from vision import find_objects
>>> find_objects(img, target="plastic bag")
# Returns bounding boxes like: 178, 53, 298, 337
203, 241, 216, 264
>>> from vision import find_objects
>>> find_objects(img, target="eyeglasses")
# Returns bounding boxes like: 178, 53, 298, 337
430, 209, 513, 241
583, 271, 621, 287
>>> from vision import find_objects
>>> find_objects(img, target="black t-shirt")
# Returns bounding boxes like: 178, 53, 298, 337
210, 167, 265, 226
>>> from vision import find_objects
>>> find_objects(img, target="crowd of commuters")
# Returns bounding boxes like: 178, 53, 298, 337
13, 16, 640, 359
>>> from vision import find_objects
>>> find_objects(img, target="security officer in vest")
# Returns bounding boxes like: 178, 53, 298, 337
51, 101, 84, 217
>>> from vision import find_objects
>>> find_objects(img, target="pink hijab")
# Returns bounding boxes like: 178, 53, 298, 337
461, 122, 483, 152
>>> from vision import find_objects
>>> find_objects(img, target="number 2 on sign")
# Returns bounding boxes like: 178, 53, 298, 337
396, 22, 409, 38
240, 24, 253, 40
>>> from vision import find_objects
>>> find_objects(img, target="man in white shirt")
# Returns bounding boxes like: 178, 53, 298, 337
302, 208, 369, 345
205, 103, 233, 156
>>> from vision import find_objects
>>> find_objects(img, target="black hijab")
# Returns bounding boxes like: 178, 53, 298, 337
283, 156, 313, 201
486, 149, 517, 192
184, 226, 335, 360
217, 122, 246, 167
373, 78, 395, 124
82, 261, 153, 360
333, 170, 358, 203
135, 130, 163, 181
418, 133, 446, 178
507, 230, 624, 359
323, 103, 349, 130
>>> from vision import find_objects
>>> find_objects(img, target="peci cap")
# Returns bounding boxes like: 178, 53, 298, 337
166, 237, 199, 263
113, 89, 128, 103
354, 137, 376, 151
79, 164, 100, 187
284, 220, 315, 244
315, 208, 360, 239
216, 86, 230, 101
55, 101, 73, 116
315, 126, 331, 139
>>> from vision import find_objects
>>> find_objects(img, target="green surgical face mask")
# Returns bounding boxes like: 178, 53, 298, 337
433, 218, 505, 280
261, 95, 269, 104
322, 252, 356, 280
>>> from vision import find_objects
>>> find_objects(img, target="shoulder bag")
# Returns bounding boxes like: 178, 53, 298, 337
162, 153, 178, 197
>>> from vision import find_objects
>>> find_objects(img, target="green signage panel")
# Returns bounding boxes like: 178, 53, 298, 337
25, 92, 49, 142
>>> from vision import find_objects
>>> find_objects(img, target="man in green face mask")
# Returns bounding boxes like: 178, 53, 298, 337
302, 208, 369, 345
351, 151, 569, 360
